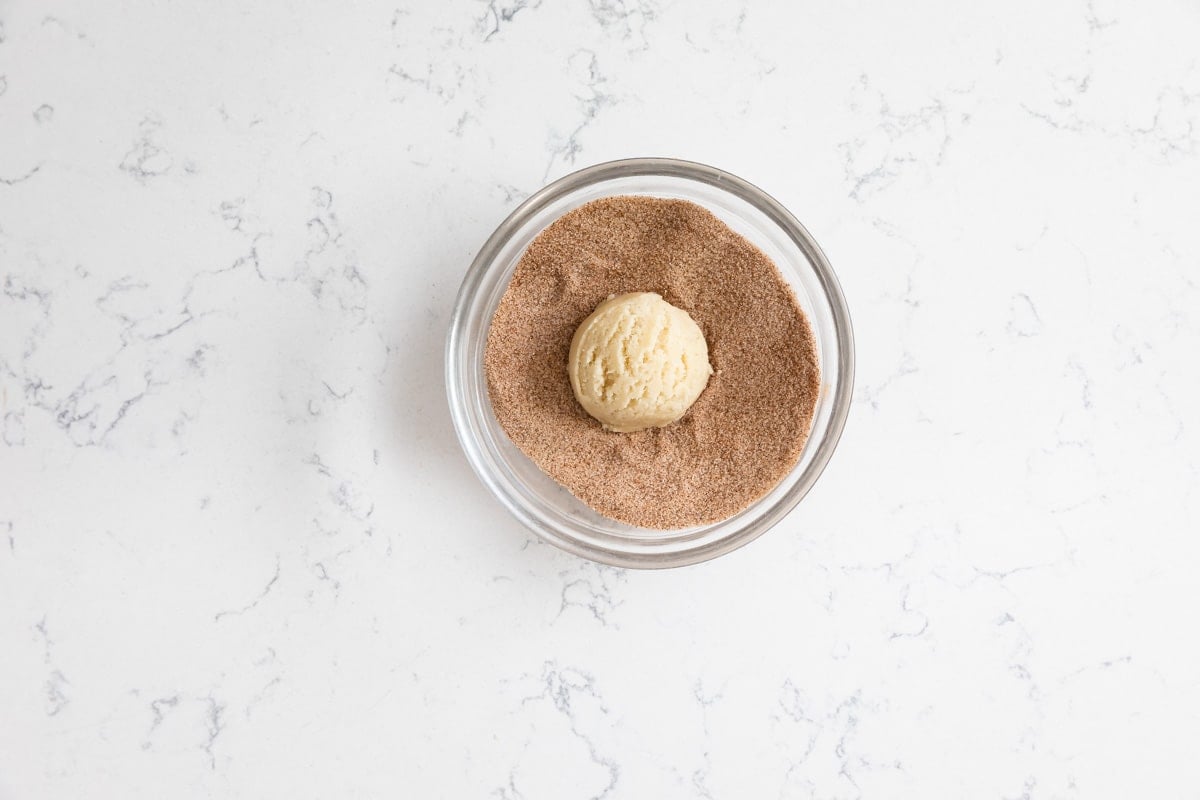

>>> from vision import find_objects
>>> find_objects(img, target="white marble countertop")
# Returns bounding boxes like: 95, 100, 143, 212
3, 0, 1199, 797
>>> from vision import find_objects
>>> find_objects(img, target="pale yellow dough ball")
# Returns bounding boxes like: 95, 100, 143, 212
568, 292, 713, 433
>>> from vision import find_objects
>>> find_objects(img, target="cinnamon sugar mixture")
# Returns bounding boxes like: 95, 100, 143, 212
484, 196, 820, 529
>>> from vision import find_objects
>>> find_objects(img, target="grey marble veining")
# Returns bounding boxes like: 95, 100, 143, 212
1, 0, 1199, 797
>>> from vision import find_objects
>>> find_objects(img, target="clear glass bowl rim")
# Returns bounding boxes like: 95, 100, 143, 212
446, 157, 855, 569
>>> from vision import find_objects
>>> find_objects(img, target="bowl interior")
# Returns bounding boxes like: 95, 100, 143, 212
447, 159, 852, 568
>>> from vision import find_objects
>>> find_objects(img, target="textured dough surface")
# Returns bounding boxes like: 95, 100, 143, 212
569, 292, 712, 432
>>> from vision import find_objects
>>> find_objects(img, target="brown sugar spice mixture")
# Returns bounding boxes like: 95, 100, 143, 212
484, 196, 820, 529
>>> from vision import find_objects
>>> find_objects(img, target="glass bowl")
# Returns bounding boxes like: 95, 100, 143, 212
446, 158, 853, 569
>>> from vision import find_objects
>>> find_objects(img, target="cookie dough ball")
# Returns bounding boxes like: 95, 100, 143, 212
568, 292, 712, 433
